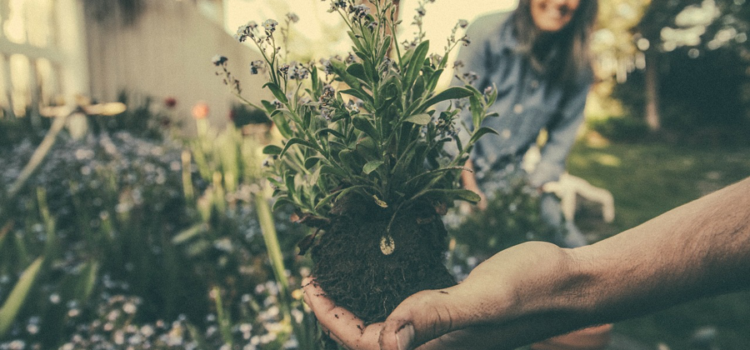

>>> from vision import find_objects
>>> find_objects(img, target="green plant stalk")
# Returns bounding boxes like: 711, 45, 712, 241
1, 110, 70, 227
253, 190, 291, 314
182, 150, 195, 201
36, 187, 58, 257
0, 257, 44, 337
4, 111, 69, 201
213, 286, 233, 346
0, 221, 12, 253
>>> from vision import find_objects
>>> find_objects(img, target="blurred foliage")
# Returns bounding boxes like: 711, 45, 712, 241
591, 0, 750, 143
0, 99, 316, 349
586, 116, 650, 143
229, 105, 271, 129
447, 173, 556, 279
612, 47, 750, 145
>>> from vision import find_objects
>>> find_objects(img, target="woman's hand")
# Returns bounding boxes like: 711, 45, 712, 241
461, 159, 488, 211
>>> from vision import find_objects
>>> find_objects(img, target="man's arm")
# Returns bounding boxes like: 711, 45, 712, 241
304, 177, 750, 350
378, 177, 750, 350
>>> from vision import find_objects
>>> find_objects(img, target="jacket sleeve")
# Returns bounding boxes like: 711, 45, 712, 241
528, 78, 591, 188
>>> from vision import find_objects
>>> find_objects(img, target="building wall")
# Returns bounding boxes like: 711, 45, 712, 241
84, 0, 268, 133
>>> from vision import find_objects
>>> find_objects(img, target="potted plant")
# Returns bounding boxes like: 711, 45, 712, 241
215, 0, 497, 325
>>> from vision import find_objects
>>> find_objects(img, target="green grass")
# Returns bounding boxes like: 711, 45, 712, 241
567, 140, 750, 349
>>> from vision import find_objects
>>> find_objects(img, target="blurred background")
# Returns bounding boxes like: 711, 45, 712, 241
0, 0, 748, 349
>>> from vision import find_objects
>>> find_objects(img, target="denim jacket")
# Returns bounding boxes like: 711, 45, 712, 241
454, 11, 592, 188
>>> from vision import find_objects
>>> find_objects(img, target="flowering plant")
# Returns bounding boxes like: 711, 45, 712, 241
216, 0, 497, 237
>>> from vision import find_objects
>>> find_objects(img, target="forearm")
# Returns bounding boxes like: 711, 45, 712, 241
375, 178, 750, 350
560, 177, 750, 324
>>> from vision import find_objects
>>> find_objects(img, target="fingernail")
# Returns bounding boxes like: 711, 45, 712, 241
396, 324, 414, 350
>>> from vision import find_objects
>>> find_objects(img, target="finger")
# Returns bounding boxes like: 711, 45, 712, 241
379, 286, 472, 350
302, 278, 383, 350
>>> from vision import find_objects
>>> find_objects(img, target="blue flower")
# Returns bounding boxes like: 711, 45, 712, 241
211, 55, 228, 66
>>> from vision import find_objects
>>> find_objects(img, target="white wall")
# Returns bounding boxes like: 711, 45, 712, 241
84, 0, 268, 133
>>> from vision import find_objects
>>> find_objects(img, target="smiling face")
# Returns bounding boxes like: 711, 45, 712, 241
530, 0, 581, 32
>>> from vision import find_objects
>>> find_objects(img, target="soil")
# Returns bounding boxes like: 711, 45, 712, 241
310, 196, 457, 324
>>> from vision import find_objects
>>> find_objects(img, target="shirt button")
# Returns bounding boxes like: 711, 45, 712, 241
513, 104, 524, 114
501, 129, 511, 139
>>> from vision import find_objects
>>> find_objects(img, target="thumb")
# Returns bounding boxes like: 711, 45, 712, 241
378, 286, 471, 350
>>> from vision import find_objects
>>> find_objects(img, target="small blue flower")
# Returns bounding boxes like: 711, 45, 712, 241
263, 19, 278, 34
211, 55, 228, 66
250, 60, 264, 74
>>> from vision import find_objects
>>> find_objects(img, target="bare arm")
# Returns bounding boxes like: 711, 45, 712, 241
304, 177, 750, 350
378, 176, 750, 350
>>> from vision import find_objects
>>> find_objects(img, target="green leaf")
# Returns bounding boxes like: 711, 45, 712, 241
338, 149, 359, 172
416, 189, 482, 203
262, 145, 283, 155
261, 100, 276, 114
404, 41, 429, 89
270, 112, 293, 138
421, 87, 473, 110
355, 137, 378, 159
316, 128, 346, 139
172, 223, 208, 244
404, 113, 432, 125
346, 63, 367, 82
285, 174, 296, 200
280, 138, 319, 158
0, 257, 44, 337
311, 65, 320, 93
426, 68, 444, 92
352, 116, 379, 141
363, 160, 384, 174
272, 197, 296, 212
404, 166, 466, 186
468, 127, 499, 146
304, 157, 322, 169
340, 89, 374, 105
314, 191, 339, 212
347, 32, 366, 53
263, 82, 288, 104
320, 165, 348, 177
77, 260, 99, 301
470, 94, 483, 129
372, 195, 388, 208
316, 185, 367, 212
378, 36, 392, 65
308, 166, 322, 187
330, 60, 361, 90
0, 222, 11, 253
412, 75, 425, 101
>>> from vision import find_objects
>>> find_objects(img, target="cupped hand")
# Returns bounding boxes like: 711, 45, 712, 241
303, 242, 582, 350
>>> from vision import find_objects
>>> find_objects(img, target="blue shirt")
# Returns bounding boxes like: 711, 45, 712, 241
453, 11, 592, 188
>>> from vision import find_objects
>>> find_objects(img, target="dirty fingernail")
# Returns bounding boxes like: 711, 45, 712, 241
396, 324, 414, 350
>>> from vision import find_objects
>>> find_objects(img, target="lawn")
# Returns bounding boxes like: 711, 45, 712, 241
567, 140, 750, 350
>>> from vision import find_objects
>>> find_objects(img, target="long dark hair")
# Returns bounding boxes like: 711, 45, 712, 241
513, 0, 598, 85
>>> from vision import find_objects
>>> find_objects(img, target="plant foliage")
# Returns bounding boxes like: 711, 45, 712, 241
218, 0, 497, 232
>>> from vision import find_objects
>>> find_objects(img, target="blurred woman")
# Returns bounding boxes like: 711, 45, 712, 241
457, 0, 599, 248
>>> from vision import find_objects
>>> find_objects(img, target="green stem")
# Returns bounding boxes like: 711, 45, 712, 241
253, 190, 291, 316
213, 286, 233, 346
